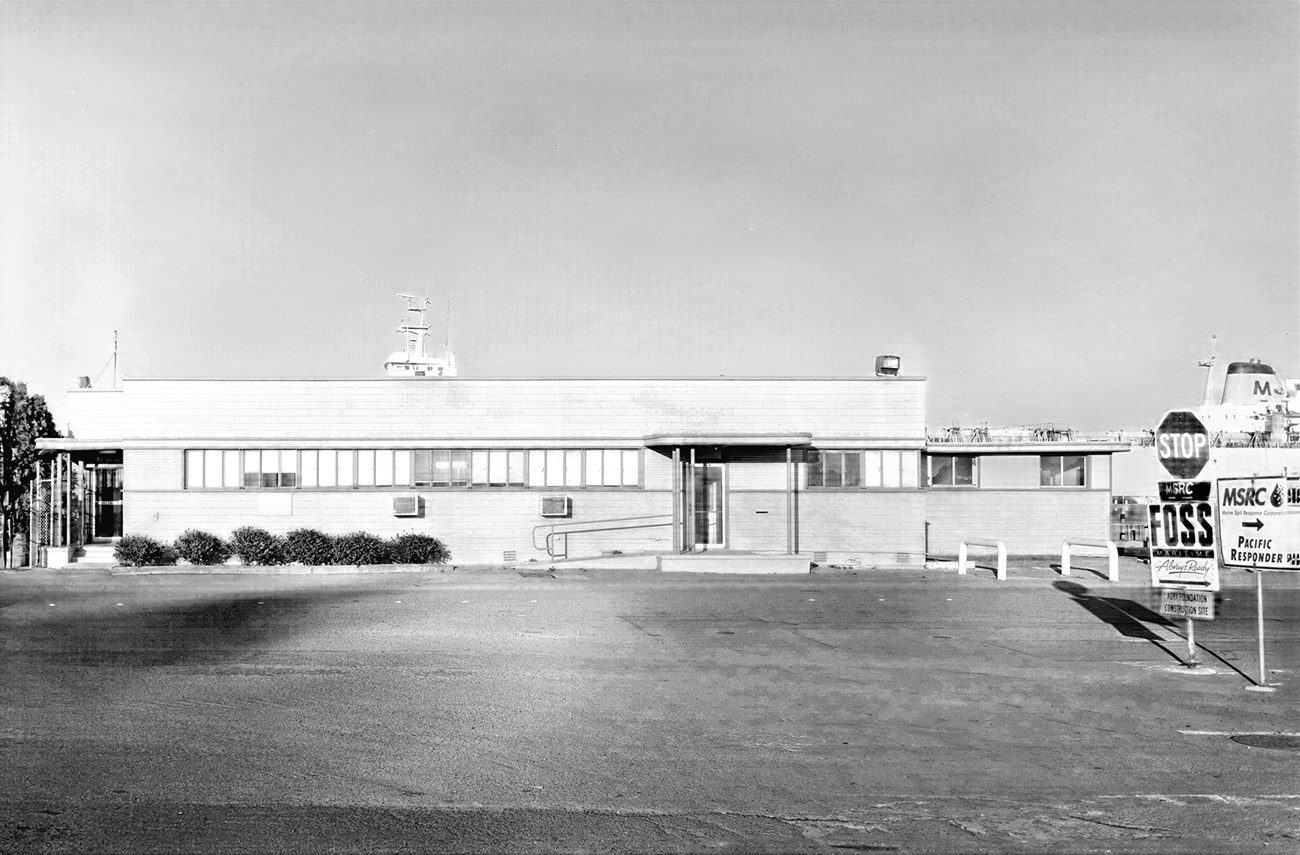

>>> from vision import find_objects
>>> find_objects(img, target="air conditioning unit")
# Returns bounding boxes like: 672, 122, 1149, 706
539, 496, 571, 518
392, 495, 422, 517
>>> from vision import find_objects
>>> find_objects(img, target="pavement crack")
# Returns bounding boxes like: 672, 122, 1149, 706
1066, 814, 1174, 834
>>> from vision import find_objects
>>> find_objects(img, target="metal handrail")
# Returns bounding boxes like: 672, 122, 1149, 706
532, 514, 674, 558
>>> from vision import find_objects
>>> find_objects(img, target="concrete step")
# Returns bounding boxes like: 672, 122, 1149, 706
658, 553, 812, 575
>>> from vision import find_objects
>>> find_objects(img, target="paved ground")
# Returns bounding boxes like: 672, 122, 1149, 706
2, 558, 1298, 853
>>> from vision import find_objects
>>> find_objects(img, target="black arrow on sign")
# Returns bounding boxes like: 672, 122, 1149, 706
1242, 519, 1264, 531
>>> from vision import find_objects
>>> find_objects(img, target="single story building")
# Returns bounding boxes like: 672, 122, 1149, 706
32, 370, 1129, 568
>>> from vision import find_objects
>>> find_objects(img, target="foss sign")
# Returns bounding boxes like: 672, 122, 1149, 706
1155, 410, 1211, 479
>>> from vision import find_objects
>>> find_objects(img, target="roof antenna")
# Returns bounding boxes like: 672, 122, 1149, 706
1197, 334, 1217, 407
90, 330, 119, 389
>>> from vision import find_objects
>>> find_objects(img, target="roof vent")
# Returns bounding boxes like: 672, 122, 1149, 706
875, 355, 900, 376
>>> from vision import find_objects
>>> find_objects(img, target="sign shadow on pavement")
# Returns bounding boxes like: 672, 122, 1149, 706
1053, 581, 1259, 682
1053, 580, 1170, 641
1048, 561, 1112, 582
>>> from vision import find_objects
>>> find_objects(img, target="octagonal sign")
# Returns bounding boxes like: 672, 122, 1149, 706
1155, 410, 1211, 478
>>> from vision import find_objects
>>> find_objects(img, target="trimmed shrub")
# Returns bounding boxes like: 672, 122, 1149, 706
285, 528, 335, 565
174, 529, 232, 566
114, 535, 177, 567
229, 526, 287, 566
389, 532, 451, 565
331, 531, 392, 566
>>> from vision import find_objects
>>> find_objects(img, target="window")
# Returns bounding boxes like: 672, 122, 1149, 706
488, 450, 508, 486
471, 450, 489, 485
528, 450, 546, 487
622, 450, 638, 485
544, 449, 565, 487
808, 451, 858, 487
357, 450, 376, 487
1041, 455, 1087, 487
585, 449, 603, 486
507, 450, 525, 486
301, 450, 319, 487
929, 454, 977, 487
809, 449, 918, 488
318, 450, 338, 487
565, 450, 583, 487
336, 450, 355, 487
375, 450, 394, 487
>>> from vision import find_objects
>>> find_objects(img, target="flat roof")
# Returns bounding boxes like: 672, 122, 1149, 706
643, 432, 813, 447
925, 441, 1132, 454
82, 374, 927, 384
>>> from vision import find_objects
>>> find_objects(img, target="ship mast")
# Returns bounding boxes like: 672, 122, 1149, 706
395, 293, 431, 359
1197, 334, 1218, 406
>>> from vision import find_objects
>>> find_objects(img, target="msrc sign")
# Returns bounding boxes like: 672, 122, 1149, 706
1216, 476, 1300, 571
1155, 410, 1211, 479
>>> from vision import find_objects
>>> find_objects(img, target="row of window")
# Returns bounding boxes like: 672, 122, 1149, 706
184, 449, 641, 490
926, 454, 1088, 488
184, 449, 1091, 491
806, 450, 920, 488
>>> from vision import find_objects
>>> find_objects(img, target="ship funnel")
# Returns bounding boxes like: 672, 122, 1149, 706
1221, 359, 1283, 404
874, 355, 900, 376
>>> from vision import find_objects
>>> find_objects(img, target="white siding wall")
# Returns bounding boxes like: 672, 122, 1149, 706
68, 377, 925, 442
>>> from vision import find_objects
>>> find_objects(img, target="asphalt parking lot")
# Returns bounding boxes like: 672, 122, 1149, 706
3, 559, 1298, 853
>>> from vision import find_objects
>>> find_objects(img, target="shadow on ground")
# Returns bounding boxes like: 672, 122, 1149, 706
1053, 580, 1173, 639
9, 591, 361, 668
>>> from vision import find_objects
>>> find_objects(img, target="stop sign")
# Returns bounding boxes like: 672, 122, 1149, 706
1155, 410, 1211, 478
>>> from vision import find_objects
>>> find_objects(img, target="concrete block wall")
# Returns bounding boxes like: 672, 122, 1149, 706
124, 477, 674, 564
925, 489, 1112, 556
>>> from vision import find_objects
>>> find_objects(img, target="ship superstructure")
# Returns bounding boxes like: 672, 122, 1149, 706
384, 294, 457, 378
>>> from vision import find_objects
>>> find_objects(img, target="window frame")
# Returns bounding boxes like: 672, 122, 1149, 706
1040, 454, 1088, 488
928, 454, 979, 488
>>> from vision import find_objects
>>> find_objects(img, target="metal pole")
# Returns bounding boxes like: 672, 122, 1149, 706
671, 447, 680, 553
54, 454, 63, 547
688, 448, 696, 552
65, 454, 73, 550
28, 475, 36, 566
1186, 617, 1197, 666
785, 447, 792, 555
1256, 570, 1267, 687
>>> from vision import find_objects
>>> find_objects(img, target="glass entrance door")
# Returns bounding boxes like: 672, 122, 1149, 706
692, 463, 725, 548
92, 466, 123, 539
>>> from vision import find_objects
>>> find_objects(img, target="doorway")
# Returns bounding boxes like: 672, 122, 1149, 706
692, 462, 726, 549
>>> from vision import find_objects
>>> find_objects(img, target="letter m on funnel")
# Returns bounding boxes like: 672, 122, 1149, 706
1155, 410, 1211, 479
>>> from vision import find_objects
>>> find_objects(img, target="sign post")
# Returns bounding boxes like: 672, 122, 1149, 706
1147, 480, 1218, 669
1151, 413, 1216, 669
1215, 475, 1300, 691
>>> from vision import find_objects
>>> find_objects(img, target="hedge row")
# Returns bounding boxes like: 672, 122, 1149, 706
114, 527, 451, 567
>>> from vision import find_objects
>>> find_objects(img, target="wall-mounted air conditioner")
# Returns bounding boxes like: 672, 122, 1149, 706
393, 496, 422, 517
539, 496, 571, 518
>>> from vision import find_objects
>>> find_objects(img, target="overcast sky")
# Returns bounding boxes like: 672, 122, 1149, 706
2, 1, 1295, 432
